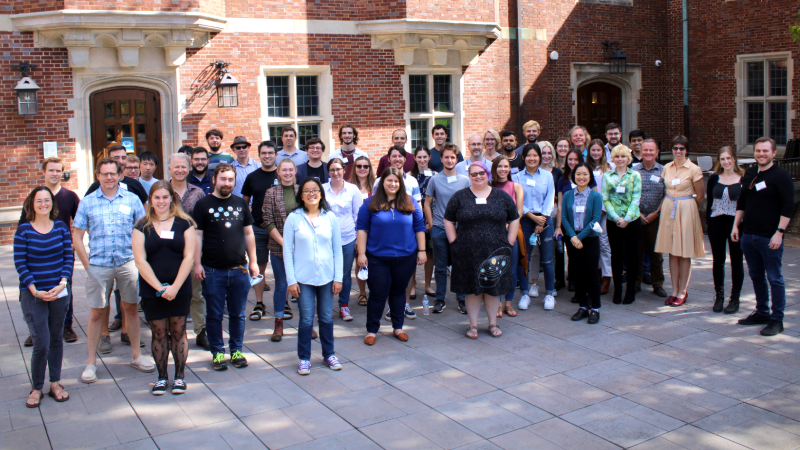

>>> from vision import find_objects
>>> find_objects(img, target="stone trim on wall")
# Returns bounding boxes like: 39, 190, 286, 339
571, 62, 642, 139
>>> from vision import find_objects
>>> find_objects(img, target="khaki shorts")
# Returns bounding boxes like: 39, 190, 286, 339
86, 260, 139, 309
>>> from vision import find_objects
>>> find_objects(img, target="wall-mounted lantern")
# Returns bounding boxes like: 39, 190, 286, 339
12, 62, 39, 115
601, 42, 627, 74
213, 61, 240, 107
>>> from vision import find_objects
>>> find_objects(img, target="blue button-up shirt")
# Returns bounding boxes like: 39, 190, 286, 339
513, 167, 555, 216
232, 157, 260, 198
454, 157, 491, 176
73, 186, 145, 267
283, 209, 343, 287
275, 148, 310, 166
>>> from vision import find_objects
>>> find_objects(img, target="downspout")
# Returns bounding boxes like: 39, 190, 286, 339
517, 0, 524, 130
682, 0, 690, 138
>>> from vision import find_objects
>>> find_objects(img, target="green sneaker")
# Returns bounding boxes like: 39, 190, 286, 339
212, 352, 228, 371
231, 350, 248, 368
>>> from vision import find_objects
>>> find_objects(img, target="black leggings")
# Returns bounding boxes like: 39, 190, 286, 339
149, 316, 188, 380
566, 236, 601, 308
606, 218, 641, 292
707, 214, 744, 293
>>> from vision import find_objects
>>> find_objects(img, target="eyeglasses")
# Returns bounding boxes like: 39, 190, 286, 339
302, 189, 321, 195
356, 165, 370, 169
307, 146, 323, 151
469, 171, 487, 178
749, 174, 759, 190
672, 146, 686, 151
98, 172, 118, 178
233, 145, 249, 150
34, 199, 52, 204
329, 168, 344, 173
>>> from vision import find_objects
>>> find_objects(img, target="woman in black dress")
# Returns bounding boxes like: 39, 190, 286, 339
444, 161, 520, 339
133, 180, 196, 395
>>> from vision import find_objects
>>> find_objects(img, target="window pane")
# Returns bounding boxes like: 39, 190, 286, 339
769, 60, 788, 97
434, 118, 452, 143
121, 124, 131, 138
105, 102, 115, 119
135, 101, 145, 116
268, 124, 292, 151
296, 76, 319, 116
433, 75, 451, 112
746, 61, 764, 97
746, 102, 764, 145
409, 75, 428, 113
410, 119, 428, 149
266, 76, 290, 117
120, 100, 130, 117
106, 125, 116, 144
297, 123, 320, 149
137, 123, 146, 142
769, 102, 788, 145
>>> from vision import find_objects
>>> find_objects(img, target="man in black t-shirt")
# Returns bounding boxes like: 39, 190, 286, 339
733, 137, 794, 337
501, 131, 525, 175
242, 141, 279, 311
193, 163, 259, 371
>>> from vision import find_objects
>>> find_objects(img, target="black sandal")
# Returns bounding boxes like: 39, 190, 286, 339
48, 384, 69, 402
26, 390, 43, 408
358, 294, 368, 306
284, 303, 293, 319
249, 303, 266, 321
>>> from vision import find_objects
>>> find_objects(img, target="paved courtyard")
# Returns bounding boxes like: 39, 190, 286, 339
1, 238, 799, 450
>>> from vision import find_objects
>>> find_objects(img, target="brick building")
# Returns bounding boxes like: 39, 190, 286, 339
0, 0, 795, 243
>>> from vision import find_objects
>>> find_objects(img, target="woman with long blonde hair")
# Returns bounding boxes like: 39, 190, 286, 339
483, 129, 502, 161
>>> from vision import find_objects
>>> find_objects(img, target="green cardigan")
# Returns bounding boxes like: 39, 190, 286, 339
561, 188, 603, 241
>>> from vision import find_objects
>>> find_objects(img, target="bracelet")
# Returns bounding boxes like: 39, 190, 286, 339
418, 249, 426, 252
34, 289, 38, 298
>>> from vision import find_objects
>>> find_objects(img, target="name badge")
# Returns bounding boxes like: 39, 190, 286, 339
511, 168, 520, 174
616, 186, 626, 194
755, 181, 767, 191
413, 193, 422, 201
576, 206, 585, 213
571, 183, 577, 189
424, 170, 433, 176
274, 179, 279, 185
526, 179, 536, 187
671, 178, 681, 186
475, 198, 487, 205
119, 204, 131, 214
650, 175, 661, 183
344, 157, 350, 163
160, 230, 174, 240
119, 182, 128, 191
361, 192, 369, 201
447, 176, 457, 183
594, 170, 602, 178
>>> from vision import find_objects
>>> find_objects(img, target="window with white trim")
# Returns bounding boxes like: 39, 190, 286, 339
406, 71, 460, 150
739, 55, 791, 146
260, 67, 332, 152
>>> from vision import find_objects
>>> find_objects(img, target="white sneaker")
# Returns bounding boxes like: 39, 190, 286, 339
131, 355, 156, 373
518, 294, 531, 310
543, 294, 555, 310
81, 364, 97, 383
528, 285, 539, 298
552, 290, 558, 297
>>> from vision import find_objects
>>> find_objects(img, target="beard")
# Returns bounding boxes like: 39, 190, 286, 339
218, 186, 233, 197
193, 164, 207, 175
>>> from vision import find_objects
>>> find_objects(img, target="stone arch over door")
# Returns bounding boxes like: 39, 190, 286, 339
571, 63, 642, 141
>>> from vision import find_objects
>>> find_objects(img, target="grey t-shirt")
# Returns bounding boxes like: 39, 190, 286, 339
425, 172, 470, 228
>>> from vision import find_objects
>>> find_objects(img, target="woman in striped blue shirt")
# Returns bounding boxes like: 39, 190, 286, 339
14, 186, 74, 408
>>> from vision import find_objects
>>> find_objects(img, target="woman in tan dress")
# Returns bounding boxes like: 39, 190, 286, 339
655, 135, 705, 307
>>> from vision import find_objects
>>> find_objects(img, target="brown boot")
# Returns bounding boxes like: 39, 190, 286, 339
600, 277, 611, 295
271, 318, 284, 342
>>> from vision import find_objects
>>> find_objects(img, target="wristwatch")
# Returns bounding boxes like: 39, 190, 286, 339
777, 228, 786, 234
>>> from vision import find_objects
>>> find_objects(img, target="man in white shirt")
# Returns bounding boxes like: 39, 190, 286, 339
455, 135, 491, 176
328, 123, 367, 180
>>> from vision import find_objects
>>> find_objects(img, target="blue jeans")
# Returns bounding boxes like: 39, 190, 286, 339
506, 240, 521, 301
521, 216, 555, 294
20, 290, 68, 390
431, 226, 465, 302
366, 253, 417, 333
297, 282, 335, 361
201, 266, 250, 355
271, 256, 289, 319
741, 234, 785, 321
339, 241, 356, 307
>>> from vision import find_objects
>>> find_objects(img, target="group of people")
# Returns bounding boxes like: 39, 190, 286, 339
14, 121, 792, 406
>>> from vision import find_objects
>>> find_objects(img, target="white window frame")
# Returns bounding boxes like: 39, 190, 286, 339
403, 68, 463, 155
258, 66, 334, 157
735, 52, 794, 153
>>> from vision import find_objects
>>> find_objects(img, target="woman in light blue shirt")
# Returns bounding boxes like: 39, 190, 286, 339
283, 178, 343, 376
323, 158, 361, 321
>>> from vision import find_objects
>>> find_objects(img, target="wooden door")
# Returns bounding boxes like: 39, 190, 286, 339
577, 82, 622, 143
90, 88, 162, 179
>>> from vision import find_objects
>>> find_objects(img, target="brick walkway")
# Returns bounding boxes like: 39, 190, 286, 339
1, 238, 799, 449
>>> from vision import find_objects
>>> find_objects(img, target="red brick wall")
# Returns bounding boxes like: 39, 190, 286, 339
12, 1, 65, 14
179, 33, 406, 170
0, 32, 75, 245
518, 0, 670, 147
407, 0, 496, 22
668, 0, 800, 154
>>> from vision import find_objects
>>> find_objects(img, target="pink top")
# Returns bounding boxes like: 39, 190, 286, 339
495, 180, 516, 205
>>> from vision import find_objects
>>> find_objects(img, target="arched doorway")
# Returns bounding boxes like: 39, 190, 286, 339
577, 82, 622, 143
90, 87, 163, 179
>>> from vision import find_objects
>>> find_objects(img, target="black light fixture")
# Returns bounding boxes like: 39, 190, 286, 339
601, 42, 627, 74
12, 62, 39, 115
212, 61, 240, 108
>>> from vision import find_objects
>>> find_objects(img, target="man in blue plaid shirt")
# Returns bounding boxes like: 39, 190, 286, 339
73, 157, 155, 384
